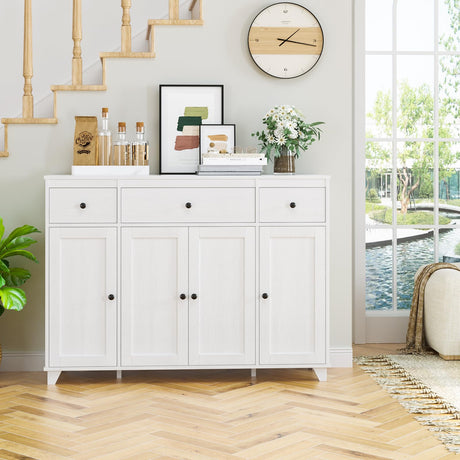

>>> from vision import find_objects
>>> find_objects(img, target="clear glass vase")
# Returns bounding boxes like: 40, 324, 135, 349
274, 147, 295, 174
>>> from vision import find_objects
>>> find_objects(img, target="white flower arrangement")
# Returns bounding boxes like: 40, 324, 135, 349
252, 105, 323, 160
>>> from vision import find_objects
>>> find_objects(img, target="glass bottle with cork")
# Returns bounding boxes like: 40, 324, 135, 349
112, 122, 131, 165
97, 107, 112, 165
132, 122, 149, 166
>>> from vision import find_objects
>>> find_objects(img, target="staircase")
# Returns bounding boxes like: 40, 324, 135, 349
0, 0, 202, 158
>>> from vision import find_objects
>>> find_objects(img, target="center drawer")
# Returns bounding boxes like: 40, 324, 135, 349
121, 187, 256, 223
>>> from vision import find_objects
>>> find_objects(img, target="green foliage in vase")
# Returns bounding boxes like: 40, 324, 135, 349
0, 218, 40, 317
252, 105, 324, 160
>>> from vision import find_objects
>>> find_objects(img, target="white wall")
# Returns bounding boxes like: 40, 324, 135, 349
0, 0, 353, 365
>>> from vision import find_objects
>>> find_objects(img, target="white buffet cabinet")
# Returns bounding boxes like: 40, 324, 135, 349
45, 175, 329, 384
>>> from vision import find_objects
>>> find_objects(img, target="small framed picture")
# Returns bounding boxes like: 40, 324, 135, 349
199, 124, 236, 161
159, 84, 224, 174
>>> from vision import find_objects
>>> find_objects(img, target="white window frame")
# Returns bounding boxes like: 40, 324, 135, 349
354, 0, 460, 343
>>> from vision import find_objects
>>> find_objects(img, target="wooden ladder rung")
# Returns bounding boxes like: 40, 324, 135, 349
51, 85, 107, 92
146, 19, 204, 40
1, 118, 58, 125
100, 52, 156, 59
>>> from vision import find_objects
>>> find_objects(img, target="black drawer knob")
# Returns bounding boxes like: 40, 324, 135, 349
191, 293, 197, 300
108, 294, 115, 300
80, 202, 87, 209
185, 202, 192, 209
290, 202, 296, 209
180, 293, 187, 300
262, 293, 269, 299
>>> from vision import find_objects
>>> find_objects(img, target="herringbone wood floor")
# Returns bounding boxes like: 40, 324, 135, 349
0, 345, 456, 459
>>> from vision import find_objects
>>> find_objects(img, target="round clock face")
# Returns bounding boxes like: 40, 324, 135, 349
248, 2, 324, 79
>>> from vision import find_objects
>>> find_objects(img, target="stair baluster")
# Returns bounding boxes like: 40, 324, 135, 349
72, 0, 83, 85
121, 0, 132, 54
23, 0, 34, 118
169, 0, 179, 20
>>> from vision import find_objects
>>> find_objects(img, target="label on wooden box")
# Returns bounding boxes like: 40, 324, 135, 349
73, 116, 98, 165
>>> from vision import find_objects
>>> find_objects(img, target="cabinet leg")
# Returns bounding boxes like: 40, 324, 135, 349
251, 368, 256, 378
47, 371, 62, 385
313, 368, 327, 382
116, 370, 122, 380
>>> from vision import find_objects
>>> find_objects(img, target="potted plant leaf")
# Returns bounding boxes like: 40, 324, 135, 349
0, 218, 40, 365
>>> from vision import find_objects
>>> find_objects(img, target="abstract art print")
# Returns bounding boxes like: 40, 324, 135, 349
159, 85, 224, 174
200, 124, 236, 160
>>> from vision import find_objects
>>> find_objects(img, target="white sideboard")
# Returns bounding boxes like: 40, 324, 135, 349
45, 175, 329, 384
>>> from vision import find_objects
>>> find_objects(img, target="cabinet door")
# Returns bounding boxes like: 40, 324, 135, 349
189, 227, 256, 365
49, 228, 117, 367
121, 228, 188, 366
260, 227, 326, 365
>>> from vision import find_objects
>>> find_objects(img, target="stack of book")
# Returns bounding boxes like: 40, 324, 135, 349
198, 153, 267, 175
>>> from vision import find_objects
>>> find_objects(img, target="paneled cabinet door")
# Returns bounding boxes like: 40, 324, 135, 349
48, 228, 117, 367
121, 228, 188, 366
189, 227, 256, 365
260, 227, 326, 365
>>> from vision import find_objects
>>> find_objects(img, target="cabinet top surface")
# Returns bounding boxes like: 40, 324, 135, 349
45, 174, 330, 181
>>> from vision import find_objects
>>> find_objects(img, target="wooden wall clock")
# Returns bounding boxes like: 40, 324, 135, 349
248, 2, 324, 79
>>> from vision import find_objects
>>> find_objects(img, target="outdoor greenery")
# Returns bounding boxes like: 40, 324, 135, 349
368, 208, 451, 226
0, 219, 39, 317
366, 0, 460, 215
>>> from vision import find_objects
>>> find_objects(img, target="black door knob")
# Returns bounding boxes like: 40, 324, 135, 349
80, 202, 87, 209
290, 202, 296, 208
180, 293, 186, 300
191, 293, 197, 300
108, 294, 115, 300
185, 202, 192, 208
262, 293, 269, 299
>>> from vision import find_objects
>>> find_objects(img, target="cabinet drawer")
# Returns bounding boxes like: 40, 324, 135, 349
49, 188, 117, 224
121, 187, 255, 223
259, 187, 325, 223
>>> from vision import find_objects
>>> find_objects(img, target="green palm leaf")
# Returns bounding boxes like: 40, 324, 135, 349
0, 224, 40, 252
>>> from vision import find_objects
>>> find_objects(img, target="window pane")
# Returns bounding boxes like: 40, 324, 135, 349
439, 0, 460, 52
366, 231, 393, 311
397, 0, 434, 51
439, 142, 460, 229
366, 0, 392, 51
397, 142, 434, 225
397, 229, 434, 310
397, 56, 434, 138
439, 56, 460, 138
366, 141, 393, 224
439, 228, 460, 262
366, 56, 392, 137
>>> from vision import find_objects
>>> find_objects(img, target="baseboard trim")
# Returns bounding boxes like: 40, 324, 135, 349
0, 352, 45, 372
0, 349, 354, 372
330, 347, 353, 367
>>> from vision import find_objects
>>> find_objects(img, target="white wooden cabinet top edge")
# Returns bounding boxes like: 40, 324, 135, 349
45, 175, 329, 188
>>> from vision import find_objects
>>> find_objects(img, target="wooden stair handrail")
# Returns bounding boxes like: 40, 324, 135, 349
72, 0, 82, 85
121, 0, 132, 53
22, 0, 33, 118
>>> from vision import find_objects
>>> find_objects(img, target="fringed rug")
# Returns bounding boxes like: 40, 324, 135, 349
356, 354, 460, 454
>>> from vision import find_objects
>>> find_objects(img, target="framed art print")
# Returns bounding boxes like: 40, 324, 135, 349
159, 85, 224, 174
199, 124, 236, 160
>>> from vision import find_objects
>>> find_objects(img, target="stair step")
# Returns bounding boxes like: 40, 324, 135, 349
100, 52, 156, 59
51, 85, 107, 92
1, 118, 58, 125
146, 19, 203, 39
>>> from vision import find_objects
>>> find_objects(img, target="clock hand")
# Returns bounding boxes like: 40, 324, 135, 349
278, 28, 300, 46
277, 38, 317, 47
